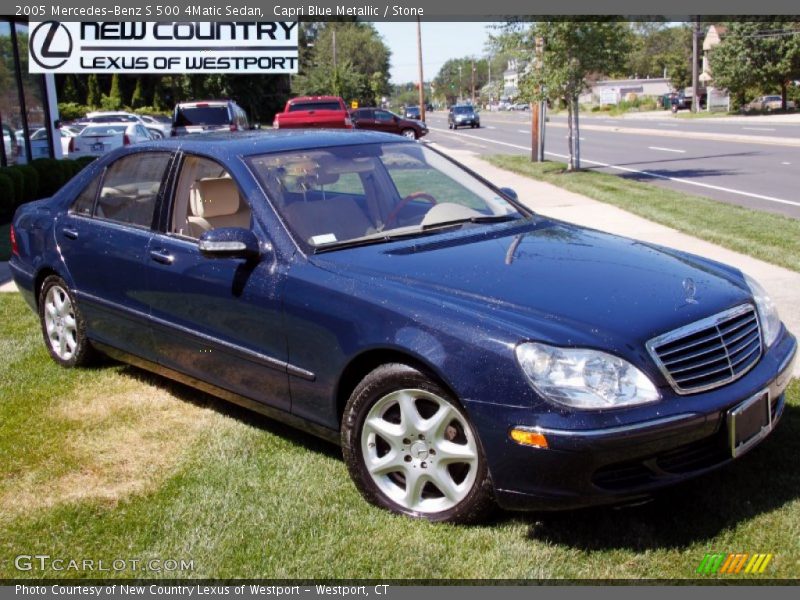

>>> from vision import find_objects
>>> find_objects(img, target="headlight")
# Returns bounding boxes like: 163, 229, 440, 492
744, 273, 781, 347
515, 342, 660, 409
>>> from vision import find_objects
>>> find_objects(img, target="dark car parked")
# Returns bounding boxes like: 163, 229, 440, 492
350, 108, 428, 139
448, 105, 480, 129
404, 106, 421, 120
9, 131, 796, 523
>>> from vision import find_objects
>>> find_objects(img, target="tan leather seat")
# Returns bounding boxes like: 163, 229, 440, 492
187, 177, 251, 237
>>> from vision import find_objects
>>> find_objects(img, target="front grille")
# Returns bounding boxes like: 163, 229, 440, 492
647, 305, 762, 394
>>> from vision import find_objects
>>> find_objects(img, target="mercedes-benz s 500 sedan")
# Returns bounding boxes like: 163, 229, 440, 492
9, 130, 796, 523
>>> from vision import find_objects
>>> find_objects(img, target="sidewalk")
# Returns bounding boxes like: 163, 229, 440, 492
1, 152, 798, 377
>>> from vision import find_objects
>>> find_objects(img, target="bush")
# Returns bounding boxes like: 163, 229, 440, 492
58, 102, 91, 121
0, 172, 15, 219
14, 165, 39, 202
31, 159, 66, 198
0, 167, 24, 209
73, 156, 97, 171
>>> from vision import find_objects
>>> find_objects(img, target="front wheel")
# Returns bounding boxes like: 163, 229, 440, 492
38, 275, 95, 367
342, 363, 494, 523
401, 128, 417, 140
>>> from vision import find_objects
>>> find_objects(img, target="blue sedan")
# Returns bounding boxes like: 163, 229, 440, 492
8, 130, 796, 523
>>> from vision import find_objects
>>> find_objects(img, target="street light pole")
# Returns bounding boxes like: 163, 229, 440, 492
458, 64, 462, 103
692, 18, 700, 113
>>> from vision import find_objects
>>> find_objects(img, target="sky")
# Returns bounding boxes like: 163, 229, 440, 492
372, 22, 502, 84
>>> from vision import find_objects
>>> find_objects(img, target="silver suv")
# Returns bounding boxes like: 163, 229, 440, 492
171, 100, 249, 136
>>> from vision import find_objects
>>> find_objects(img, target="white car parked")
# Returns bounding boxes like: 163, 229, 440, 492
83, 111, 166, 139
68, 122, 152, 158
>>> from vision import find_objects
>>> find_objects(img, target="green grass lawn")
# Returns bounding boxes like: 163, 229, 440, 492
486, 155, 800, 273
1, 292, 799, 580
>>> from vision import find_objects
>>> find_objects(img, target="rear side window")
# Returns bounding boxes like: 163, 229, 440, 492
288, 101, 342, 112
95, 153, 172, 227
70, 173, 101, 217
174, 106, 229, 126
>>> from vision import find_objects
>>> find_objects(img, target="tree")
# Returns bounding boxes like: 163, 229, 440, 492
292, 22, 391, 106
100, 73, 124, 110
434, 57, 491, 105
86, 75, 101, 109
500, 20, 630, 170
711, 20, 800, 110
130, 78, 146, 109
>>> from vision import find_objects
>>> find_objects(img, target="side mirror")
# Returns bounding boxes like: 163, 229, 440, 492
499, 187, 518, 201
198, 227, 260, 259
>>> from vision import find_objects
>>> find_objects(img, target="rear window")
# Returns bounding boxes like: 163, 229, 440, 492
88, 115, 138, 123
174, 106, 230, 126
288, 101, 342, 112
82, 126, 126, 136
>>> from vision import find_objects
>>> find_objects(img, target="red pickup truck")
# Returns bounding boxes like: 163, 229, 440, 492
273, 96, 353, 130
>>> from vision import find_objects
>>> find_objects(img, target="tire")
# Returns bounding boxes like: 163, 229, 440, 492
401, 128, 417, 140
38, 275, 95, 367
342, 363, 494, 523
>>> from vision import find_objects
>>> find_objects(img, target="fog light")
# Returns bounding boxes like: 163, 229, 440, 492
510, 428, 549, 449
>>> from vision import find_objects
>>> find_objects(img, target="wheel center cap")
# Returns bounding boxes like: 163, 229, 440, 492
410, 441, 429, 460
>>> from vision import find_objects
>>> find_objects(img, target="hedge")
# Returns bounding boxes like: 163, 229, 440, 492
0, 172, 15, 219
0, 157, 96, 220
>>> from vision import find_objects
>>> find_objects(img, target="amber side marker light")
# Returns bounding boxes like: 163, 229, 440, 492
510, 428, 549, 449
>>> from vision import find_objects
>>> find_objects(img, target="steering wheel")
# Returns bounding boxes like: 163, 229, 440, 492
384, 192, 437, 229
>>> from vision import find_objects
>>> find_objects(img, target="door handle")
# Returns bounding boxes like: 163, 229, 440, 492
62, 228, 79, 240
149, 249, 174, 265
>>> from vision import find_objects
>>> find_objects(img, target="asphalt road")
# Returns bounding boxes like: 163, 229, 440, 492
423, 111, 800, 219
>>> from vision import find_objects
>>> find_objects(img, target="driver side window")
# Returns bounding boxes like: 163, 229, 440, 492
170, 155, 251, 239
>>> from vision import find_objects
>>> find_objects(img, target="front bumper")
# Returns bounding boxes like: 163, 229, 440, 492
466, 329, 796, 511
454, 118, 479, 126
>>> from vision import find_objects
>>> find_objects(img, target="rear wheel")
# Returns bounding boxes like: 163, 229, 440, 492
342, 363, 494, 523
38, 275, 95, 367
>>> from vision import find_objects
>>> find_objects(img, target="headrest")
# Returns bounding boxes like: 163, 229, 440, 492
190, 177, 239, 218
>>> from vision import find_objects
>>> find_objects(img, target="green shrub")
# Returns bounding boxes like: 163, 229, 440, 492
73, 156, 97, 171
0, 172, 15, 219
58, 102, 91, 121
32, 159, 66, 198
0, 167, 24, 209
15, 165, 38, 202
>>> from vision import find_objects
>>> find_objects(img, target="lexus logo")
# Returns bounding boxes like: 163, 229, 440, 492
30, 21, 73, 70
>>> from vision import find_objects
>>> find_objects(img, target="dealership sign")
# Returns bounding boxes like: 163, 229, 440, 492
29, 21, 298, 73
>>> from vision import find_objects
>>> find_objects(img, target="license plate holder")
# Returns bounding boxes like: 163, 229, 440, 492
728, 390, 771, 458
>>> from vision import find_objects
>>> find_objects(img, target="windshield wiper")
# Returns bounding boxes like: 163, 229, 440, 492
421, 213, 521, 230
313, 228, 444, 253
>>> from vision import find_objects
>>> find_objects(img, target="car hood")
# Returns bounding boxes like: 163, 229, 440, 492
312, 219, 751, 349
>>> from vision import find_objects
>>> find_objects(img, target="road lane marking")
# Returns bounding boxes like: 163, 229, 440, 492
543, 151, 800, 209
648, 146, 686, 153
517, 129, 529, 133
428, 126, 800, 209
485, 126, 496, 129
782, 161, 792, 165
658, 123, 679, 127
742, 127, 776, 132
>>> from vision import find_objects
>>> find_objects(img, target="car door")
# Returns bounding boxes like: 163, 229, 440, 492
374, 110, 400, 134
143, 152, 291, 411
350, 108, 375, 131
57, 151, 175, 359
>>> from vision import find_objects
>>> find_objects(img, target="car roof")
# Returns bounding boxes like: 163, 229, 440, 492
114, 129, 413, 158
176, 100, 232, 107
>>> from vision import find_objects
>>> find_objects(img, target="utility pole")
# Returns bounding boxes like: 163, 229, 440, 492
458, 64, 463, 103
332, 27, 337, 71
416, 17, 425, 122
471, 60, 477, 105
531, 37, 545, 162
691, 18, 700, 113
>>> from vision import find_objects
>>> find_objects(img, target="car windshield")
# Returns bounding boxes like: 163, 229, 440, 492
454, 106, 474, 115
81, 125, 126, 136
175, 106, 229, 126
247, 143, 524, 252
289, 101, 342, 112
